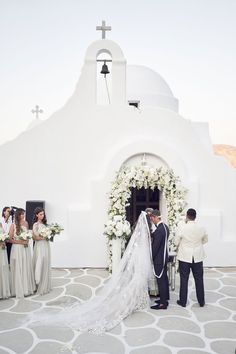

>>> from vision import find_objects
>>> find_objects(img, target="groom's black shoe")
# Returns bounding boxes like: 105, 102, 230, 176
176, 300, 186, 307
155, 300, 169, 307
151, 303, 168, 310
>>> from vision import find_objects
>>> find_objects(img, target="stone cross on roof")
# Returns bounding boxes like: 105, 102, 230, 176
31, 105, 43, 119
96, 20, 111, 39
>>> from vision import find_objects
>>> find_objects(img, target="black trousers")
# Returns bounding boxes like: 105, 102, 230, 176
6, 242, 12, 264
155, 264, 169, 305
179, 259, 205, 306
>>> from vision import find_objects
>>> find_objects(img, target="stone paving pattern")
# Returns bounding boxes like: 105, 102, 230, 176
0, 267, 235, 354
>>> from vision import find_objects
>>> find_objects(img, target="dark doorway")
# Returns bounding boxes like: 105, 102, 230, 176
126, 187, 159, 227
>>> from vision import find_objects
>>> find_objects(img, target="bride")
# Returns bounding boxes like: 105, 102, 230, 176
30, 211, 154, 333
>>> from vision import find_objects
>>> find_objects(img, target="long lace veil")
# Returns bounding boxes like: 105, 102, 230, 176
29, 211, 153, 333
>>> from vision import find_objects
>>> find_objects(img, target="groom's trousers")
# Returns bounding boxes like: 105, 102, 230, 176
154, 264, 169, 305
179, 259, 205, 306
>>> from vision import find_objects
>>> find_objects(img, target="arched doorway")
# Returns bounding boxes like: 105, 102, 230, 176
104, 163, 187, 271
126, 187, 160, 227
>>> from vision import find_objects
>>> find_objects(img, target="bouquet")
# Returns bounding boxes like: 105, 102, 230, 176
39, 226, 53, 241
48, 223, 64, 236
47, 223, 64, 242
0, 232, 9, 249
19, 230, 32, 247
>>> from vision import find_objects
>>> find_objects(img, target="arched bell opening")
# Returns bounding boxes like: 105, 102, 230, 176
97, 51, 112, 105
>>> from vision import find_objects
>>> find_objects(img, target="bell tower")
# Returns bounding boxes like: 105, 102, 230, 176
74, 21, 126, 105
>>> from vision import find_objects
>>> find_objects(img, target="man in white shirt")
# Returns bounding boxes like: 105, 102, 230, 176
175, 208, 208, 307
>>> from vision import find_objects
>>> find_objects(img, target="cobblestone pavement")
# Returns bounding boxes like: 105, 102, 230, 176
0, 267, 235, 354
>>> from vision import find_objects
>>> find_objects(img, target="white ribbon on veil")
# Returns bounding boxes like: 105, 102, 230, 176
29, 212, 154, 333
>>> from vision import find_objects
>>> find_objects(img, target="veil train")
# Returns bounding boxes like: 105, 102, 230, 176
29, 211, 153, 333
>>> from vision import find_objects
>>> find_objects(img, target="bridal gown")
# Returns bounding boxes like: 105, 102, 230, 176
32, 222, 51, 295
30, 212, 154, 333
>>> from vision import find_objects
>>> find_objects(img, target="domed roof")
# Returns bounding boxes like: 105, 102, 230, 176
127, 65, 178, 112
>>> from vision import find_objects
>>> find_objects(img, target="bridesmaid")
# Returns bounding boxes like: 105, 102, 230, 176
1, 207, 12, 263
0, 222, 11, 299
32, 207, 51, 295
9, 208, 35, 298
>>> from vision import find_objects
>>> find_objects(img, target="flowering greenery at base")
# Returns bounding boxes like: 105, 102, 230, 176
104, 165, 187, 270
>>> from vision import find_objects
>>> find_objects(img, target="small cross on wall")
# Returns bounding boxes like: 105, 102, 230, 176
31, 105, 43, 119
96, 20, 111, 39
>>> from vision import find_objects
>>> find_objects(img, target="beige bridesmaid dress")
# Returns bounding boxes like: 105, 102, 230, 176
10, 225, 36, 298
32, 222, 51, 295
0, 235, 11, 299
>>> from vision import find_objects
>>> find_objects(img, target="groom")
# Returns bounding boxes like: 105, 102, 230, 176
150, 209, 170, 310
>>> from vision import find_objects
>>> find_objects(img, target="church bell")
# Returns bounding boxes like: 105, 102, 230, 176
101, 61, 110, 77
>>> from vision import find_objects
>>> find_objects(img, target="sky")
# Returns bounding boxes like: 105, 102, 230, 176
1, 0, 236, 146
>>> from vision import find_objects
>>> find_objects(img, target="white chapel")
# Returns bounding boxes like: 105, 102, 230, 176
1, 23, 236, 268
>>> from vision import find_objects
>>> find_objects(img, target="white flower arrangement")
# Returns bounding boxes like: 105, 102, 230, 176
104, 165, 187, 271
0, 232, 9, 249
19, 230, 32, 241
39, 223, 64, 242
19, 230, 32, 247
0, 233, 9, 242
48, 223, 64, 236
39, 226, 53, 240
104, 215, 131, 240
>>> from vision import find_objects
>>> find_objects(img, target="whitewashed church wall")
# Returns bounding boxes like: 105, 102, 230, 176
1, 95, 236, 266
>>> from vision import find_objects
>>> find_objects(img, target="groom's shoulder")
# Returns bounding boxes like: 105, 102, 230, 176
160, 222, 169, 230
155, 222, 168, 233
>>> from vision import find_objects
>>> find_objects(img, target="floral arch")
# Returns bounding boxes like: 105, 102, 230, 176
104, 165, 187, 270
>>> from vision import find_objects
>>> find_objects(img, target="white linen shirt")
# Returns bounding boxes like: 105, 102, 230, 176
174, 220, 208, 263
1, 217, 12, 234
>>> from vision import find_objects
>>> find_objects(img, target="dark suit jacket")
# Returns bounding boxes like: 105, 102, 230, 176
152, 222, 169, 268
